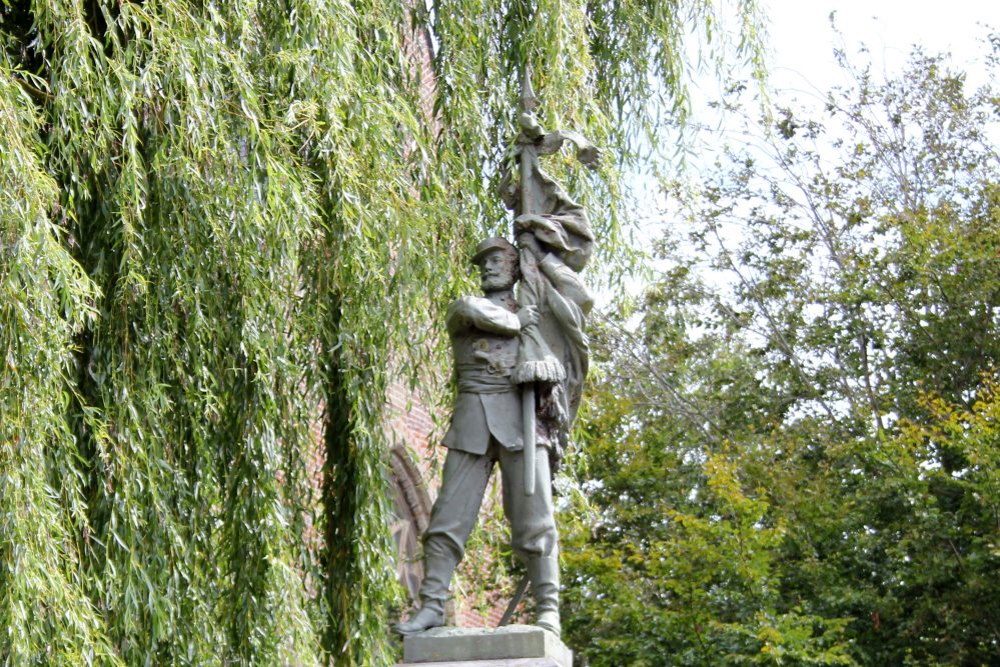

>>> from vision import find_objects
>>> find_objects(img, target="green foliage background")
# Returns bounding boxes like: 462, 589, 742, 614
1, 0, 763, 664
562, 43, 1000, 665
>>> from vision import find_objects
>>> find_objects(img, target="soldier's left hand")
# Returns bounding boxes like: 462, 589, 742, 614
518, 305, 539, 328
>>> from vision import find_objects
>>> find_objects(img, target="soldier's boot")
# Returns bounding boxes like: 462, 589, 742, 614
527, 555, 561, 637
392, 598, 444, 637
392, 551, 455, 636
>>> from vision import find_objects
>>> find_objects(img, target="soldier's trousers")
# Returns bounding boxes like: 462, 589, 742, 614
419, 439, 557, 603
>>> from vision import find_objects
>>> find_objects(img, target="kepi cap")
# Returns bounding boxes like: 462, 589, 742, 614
471, 237, 517, 265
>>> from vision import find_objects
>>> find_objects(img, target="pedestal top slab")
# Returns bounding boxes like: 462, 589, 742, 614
401, 624, 572, 667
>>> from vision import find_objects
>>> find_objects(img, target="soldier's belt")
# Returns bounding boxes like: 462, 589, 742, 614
456, 363, 516, 394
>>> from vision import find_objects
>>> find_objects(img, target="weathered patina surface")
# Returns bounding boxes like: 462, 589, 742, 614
394, 72, 598, 642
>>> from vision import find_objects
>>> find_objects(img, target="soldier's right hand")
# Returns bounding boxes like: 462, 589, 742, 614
518, 305, 539, 328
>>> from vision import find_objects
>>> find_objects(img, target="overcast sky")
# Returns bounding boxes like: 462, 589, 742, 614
601, 1, 996, 303
763, 0, 996, 93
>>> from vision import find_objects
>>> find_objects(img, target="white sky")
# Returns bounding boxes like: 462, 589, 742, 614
762, 0, 996, 94
606, 1, 996, 305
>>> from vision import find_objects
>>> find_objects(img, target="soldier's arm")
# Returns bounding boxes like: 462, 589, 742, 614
446, 296, 521, 335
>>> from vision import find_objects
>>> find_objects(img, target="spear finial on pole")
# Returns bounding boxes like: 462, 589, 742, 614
520, 64, 538, 113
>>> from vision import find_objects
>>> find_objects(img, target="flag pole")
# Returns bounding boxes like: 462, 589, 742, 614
519, 66, 538, 496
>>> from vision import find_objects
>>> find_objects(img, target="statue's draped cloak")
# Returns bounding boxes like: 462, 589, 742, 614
503, 146, 595, 459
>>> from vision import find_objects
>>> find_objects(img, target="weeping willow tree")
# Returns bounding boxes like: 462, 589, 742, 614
1, 0, 764, 664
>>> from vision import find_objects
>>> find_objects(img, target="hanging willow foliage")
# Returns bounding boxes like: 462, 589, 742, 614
1, 0, 763, 664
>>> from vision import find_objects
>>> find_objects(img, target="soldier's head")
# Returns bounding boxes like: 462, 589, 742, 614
471, 237, 519, 293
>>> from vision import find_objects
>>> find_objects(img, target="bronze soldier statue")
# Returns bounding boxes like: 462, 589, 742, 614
394, 237, 561, 637
395, 71, 598, 640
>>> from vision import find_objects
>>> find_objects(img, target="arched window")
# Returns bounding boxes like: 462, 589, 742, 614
388, 445, 432, 604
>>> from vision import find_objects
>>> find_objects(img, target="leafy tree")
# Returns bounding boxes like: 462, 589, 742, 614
562, 40, 1000, 665
562, 277, 854, 666
1, 0, 763, 663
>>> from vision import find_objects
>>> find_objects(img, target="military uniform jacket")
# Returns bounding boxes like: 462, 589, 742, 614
442, 295, 524, 455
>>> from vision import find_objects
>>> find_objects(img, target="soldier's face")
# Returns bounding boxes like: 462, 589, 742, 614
478, 249, 517, 292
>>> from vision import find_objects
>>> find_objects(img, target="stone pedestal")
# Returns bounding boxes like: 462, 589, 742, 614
399, 625, 572, 667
